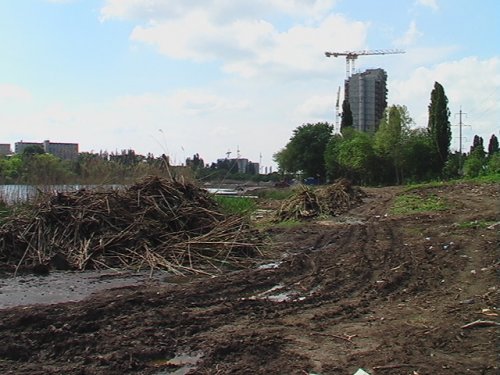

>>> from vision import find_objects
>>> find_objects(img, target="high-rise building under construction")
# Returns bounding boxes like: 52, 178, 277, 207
344, 68, 387, 133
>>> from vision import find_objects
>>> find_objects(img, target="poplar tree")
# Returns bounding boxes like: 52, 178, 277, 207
340, 99, 353, 130
428, 82, 451, 172
488, 134, 499, 156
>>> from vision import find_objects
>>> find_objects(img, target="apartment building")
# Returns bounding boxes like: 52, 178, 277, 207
345, 68, 387, 133
14, 140, 79, 160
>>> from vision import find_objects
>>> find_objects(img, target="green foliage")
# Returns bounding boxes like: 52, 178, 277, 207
463, 148, 486, 178
458, 220, 496, 229
22, 153, 75, 185
274, 122, 333, 181
391, 193, 448, 214
374, 105, 412, 184
324, 134, 343, 181
486, 153, 500, 175
403, 128, 440, 182
428, 82, 451, 173
214, 196, 257, 216
336, 130, 375, 184
255, 188, 294, 201
21, 145, 45, 157
488, 134, 499, 156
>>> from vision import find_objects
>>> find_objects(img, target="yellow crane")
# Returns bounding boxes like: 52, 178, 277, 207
325, 49, 405, 78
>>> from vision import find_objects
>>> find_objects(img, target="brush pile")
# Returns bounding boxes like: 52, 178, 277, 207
0, 176, 261, 275
276, 179, 365, 221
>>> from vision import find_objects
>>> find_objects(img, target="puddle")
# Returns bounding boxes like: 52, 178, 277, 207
153, 353, 203, 375
0, 270, 166, 309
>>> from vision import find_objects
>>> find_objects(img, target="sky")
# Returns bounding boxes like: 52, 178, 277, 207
0, 0, 498, 171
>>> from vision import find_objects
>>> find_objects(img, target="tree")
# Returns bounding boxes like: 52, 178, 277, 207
336, 130, 375, 184
324, 134, 343, 181
403, 128, 440, 182
470, 135, 485, 158
428, 82, 451, 173
464, 135, 487, 178
340, 99, 353, 130
374, 105, 412, 184
488, 134, 499, 156
22, 145, 45, 157
274, 122, 333, 181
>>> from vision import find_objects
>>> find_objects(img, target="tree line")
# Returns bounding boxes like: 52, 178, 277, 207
274, 82, 499, 185
0, 147, 174, 185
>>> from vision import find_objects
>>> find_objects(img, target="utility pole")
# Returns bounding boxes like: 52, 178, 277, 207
454, 107, 470, 171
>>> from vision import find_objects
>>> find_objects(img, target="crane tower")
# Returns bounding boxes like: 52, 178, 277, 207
325, 49, 405, 78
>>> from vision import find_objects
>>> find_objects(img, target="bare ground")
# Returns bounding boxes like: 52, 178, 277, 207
0, 181, 498, 375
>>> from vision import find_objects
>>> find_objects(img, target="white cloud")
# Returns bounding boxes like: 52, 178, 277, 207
395, 20, 423, 46
295, 94, 336, 120
0, 84, 32, 102
130, 11, 368, 79
415, 0, 439, 11
389, 56, 499, 150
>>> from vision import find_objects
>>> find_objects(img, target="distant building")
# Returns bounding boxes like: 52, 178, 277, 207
214, 158, 259, 175
15, 140, 79, 160
0, 144, 11, 155
345, 68, 387, 133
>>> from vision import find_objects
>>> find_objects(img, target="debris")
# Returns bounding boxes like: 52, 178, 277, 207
0, 176, 262, 275
276, 179, 365, 221
461, 320, 500, 329
353, 369, 370, 375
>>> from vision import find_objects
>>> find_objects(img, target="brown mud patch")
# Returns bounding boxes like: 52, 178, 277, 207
0, 181, 498, 374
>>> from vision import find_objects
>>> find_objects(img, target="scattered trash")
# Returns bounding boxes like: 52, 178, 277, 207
459, 298, 475, 305
353, 369, 371, 375
487, 222, 500, 230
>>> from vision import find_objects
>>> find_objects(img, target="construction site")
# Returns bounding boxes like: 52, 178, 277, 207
0, 175, 498, 374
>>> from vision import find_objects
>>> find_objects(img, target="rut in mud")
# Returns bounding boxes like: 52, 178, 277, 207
0, 181, 498, 375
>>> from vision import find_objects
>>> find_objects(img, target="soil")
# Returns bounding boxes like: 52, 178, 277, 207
0, 182, 498, 375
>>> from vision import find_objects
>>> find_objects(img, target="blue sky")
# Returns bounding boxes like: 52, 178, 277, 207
1, 0, 498, 170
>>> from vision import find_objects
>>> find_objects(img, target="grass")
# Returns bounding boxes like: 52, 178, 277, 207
465, 173, 500, 184
214, 195, 258, 216
457, 220, 497, 229
391, 193, 448, 214
255, 188, 295, 201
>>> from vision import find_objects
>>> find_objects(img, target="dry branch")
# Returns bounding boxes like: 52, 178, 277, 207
0, 176, 262, 275
276, 179, 365, 221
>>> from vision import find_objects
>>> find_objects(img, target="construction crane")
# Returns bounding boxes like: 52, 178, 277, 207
325, 49, 405, 78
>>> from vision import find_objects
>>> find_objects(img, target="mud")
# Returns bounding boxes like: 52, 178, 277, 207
0, 182, 498, 375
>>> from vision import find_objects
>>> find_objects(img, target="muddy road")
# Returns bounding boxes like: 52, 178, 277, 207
0, 182, 498, 374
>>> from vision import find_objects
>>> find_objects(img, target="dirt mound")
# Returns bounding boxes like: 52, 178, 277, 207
0, 176, 261, 275
277, 179, 365, 221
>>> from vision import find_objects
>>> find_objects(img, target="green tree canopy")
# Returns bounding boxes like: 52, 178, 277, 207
335, 130, 375, 184
428, 82, 451, 173
374, 105, 413, 184
488, 134, 499, 156
274, 122, 333, 181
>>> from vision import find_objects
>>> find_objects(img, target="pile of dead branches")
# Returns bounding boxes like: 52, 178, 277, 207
276, 179, 365, 221
0, 176, 261, 275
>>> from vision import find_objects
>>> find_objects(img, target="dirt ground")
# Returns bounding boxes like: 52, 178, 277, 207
0, 182, 498, 375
